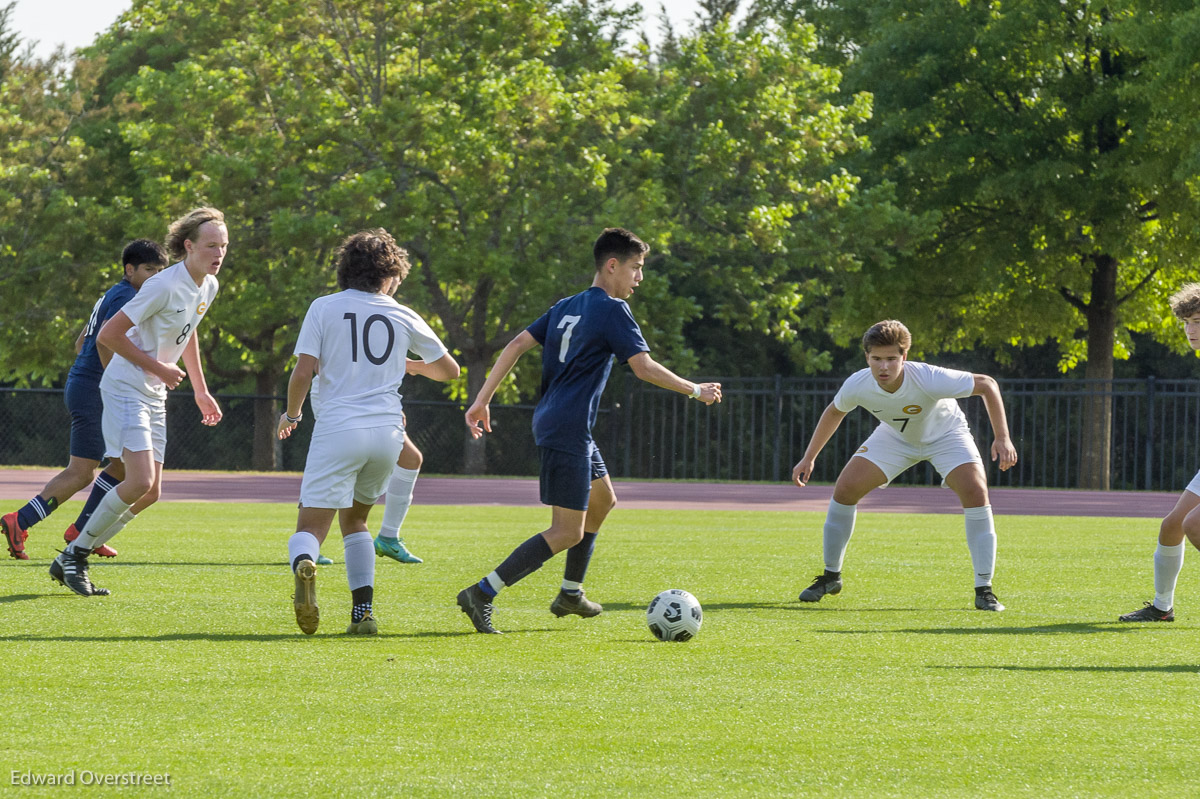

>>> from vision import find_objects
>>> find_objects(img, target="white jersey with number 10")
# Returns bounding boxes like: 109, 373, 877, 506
294, 289, 448, 435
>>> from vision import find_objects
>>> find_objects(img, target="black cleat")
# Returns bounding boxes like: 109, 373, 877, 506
50, 549, 109, 597
974, 589, 1005, 611
799, 573, 842, 602
457, 584, 501, 634
550, 589, 602, 618
1118, 601, 1174, 622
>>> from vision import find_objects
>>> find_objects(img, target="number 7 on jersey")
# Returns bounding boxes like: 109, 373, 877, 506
557, 315, 581, 363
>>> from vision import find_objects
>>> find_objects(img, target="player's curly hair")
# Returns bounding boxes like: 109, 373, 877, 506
1169, 284, 1200, 320
862, 319, 912, 355
164, 207, 225, 260
593, 227, 649, 270
336, 229, 410, 292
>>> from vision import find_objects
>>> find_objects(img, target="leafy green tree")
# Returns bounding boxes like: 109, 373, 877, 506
777, 0, 1200, 489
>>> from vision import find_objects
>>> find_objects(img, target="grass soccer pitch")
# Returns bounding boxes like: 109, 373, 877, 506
2, 502, 1199, 798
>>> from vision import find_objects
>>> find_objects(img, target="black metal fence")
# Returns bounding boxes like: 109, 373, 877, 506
2, 375, 1198, 490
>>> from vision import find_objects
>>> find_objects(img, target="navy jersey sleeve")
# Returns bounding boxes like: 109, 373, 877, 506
607, 301, 649, 364
526, 308, 552, 345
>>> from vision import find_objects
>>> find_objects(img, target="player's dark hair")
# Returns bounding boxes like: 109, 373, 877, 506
1169, 283, 1200, 320
862, 319, 912, 355
336, 228, 410, 292
165, 207, 226, 260
122, 239, 169, 269
593, 227, 649, 270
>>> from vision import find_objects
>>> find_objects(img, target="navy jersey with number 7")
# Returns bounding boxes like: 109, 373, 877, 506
526, 286, 649, 455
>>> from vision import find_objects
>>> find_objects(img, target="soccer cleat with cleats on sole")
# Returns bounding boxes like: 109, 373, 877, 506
1119, 601, 1174, 622
63, 524, 118, 559
550, 589, 603, 618
2, 511, 29, 560
346, 611, 378, 635
974, 589, 1005, 611
457, 584, 501, 634
374, 536, 422, 563
293, 558, 320, 635
50, 549, 110, 596
799, 573, 842, 602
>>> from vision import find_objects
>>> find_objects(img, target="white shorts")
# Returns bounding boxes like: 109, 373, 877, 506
1185, 470, 1200, 497
853, 426, 983, 486
101, 389, 166, 463
300, 425, 405, 509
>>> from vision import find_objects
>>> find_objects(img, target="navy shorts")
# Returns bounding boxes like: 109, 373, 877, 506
64, 376, 105, 461
539, 445, 608, 511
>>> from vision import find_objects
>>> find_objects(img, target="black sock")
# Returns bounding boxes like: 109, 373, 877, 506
351, 586, 373, 622
495, 533, 554, 587
563, 532, 597, 591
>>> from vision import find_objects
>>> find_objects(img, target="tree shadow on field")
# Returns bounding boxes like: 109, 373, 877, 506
931, 664, 1200, 674
818, 622, 1153, 636
602, 600, 799, 613
0, 627, 559, 643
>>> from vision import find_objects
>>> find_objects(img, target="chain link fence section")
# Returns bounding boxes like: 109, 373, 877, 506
4, 376, 1200, 489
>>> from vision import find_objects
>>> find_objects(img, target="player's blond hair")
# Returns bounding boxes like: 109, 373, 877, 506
862, 319, 912, 355
1169, 284, 1200, 320
165, 207, 226, 260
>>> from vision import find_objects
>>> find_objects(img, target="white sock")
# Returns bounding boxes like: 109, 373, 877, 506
93, 509, 136, 548
964, 505, 996, 588
823, 499, 857, 573
73, 490, 132, 552
288, 531, 321, 571
1154, 542, 1185, 611
378, 466, 419, 539
343, 531, 375, 591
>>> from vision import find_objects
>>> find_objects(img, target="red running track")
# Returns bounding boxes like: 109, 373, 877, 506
0, 468, 1179, 517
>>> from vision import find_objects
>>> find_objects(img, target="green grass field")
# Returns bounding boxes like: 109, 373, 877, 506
1, 502, 1198, 797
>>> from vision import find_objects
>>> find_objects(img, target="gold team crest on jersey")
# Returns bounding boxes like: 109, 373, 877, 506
856, 445, 868, 453
902, 404, 922, 415
197, 302, 208, 316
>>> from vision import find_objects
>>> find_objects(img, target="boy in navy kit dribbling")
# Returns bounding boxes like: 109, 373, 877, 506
458, 227, 722, 634
2, 240, 168, 561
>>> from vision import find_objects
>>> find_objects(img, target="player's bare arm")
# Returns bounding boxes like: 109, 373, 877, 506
408, 354, 461, 382
626, 352, 722, 405
792, 402, 849, 487
181, 331, 222, 427
74, 326, 86, 355
97, 310, 186, 389
465, 331, 539, 439
277, 353, 317, 440
972, 374, 1017, 471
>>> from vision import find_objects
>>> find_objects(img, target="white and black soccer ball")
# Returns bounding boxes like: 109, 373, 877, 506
646, 589, 702, 642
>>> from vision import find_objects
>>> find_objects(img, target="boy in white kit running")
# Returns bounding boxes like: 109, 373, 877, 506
278, 229, 459, 635
791, 319, 1018, 611
51, 207, 227, 597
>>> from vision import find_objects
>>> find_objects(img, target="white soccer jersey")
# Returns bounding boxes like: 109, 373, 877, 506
100, 261, 219, 401
295, 289, 448, 435
833, 361, 975, 445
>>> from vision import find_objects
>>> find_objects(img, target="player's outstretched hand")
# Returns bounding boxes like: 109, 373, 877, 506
697, 382, 722, 405
792, 458, 816, 488
277, 413, 298, 440
195, 391, 223, 427
991, 438, 1018, 471
156, 362, 186, 390
465, 401, 491, 440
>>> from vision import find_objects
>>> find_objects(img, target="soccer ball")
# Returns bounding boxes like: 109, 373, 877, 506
646, 589, 703, 642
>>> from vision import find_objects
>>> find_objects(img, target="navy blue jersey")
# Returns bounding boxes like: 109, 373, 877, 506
67, 279, 137, 385
527, 286, 649, 455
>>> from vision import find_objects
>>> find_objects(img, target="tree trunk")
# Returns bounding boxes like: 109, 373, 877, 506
252, 369, 280, 471
1079, 254, 1118, 491
463, 354, 489, 474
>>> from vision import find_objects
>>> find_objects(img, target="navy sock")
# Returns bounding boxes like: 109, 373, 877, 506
562, 532, 597, 592
73, 471, 120, 531
494, 533, 554, 588
16, 495, 57, 531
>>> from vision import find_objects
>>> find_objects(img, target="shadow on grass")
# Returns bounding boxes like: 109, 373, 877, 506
931, 664, 1200, 674
601, 600, 797, 613
0, 593, 51, 604
818, 622, 1154, 635
0, 628, 556, 642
